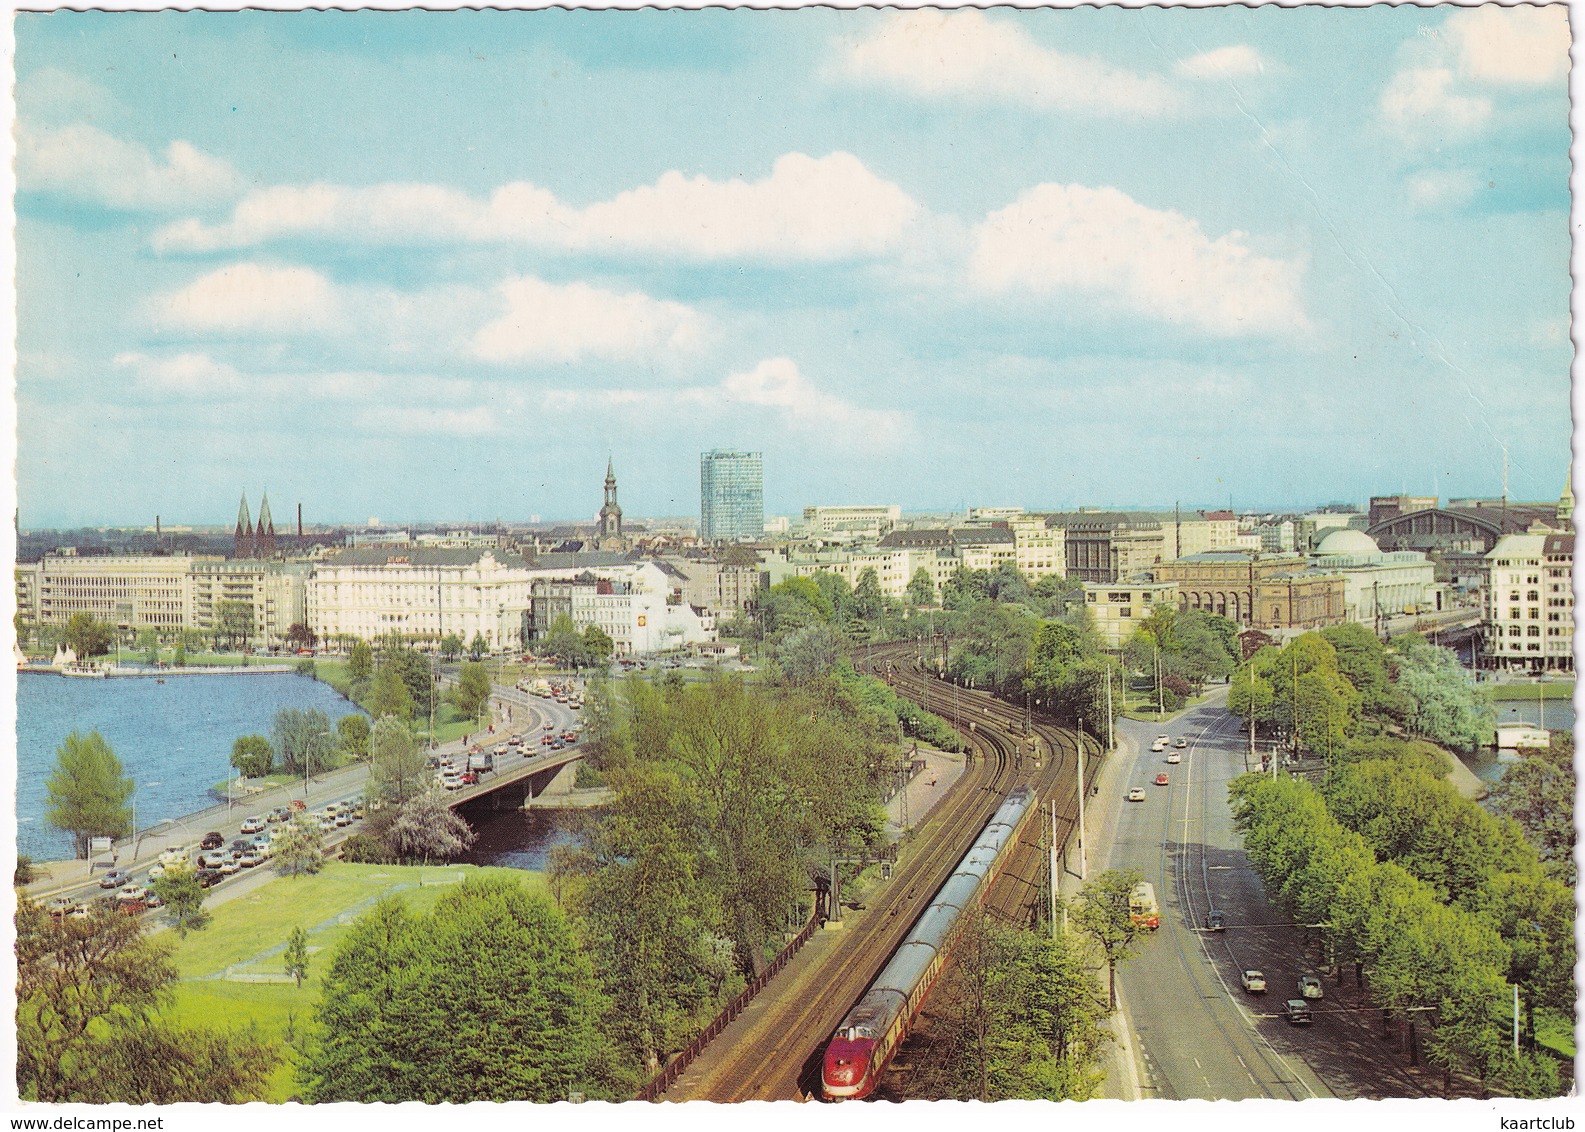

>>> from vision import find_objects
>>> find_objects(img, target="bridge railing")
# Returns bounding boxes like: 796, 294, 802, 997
635, 895, 825, 1102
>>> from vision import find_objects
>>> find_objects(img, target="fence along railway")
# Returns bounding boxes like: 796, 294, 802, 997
653, 641, 1102, 1101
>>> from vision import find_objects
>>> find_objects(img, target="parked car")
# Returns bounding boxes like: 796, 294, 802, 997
268, 807, 291, 824
240, 816, 265, 834
195, 868, 222, 888
1298, 975, 1324, 1000
145, 891, 165, 909
158, 846, 187, 866
1241, 970, 1267, 994
45, 897, 76, 919
1205, 909, 1225, 932
217, 858, 241, 876
200, 831, 225, 850
1127, 787, 1147, 802
1284, 999, 1313, 1025
117, 885, 149, 904
147, 864, 166, 881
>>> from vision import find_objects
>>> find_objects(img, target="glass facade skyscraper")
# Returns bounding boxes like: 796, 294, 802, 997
700, 449, 764, 541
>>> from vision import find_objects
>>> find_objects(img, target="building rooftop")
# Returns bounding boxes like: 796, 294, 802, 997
324, 547, 533, 568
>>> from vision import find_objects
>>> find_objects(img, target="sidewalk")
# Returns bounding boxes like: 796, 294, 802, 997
882, 745, 964, 842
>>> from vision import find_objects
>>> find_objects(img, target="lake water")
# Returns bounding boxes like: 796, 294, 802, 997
16, 671, 365, 861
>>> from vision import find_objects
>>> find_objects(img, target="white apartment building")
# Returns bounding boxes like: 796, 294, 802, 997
189, 559, 309, 644
1007, 516, 1065, 580
802, 505, 902, 540
307, 548, 537, 652
1308, 529, 1435, 625
1484, 532, 1573, 672
17, 554, 196, 635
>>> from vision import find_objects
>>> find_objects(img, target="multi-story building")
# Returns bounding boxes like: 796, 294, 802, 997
307, 548, 537, 652
701, 449, 764, 541
189, 559, 309, 644
1251, 571, 1347, 631
528, 562, 715, 654
1154, 551, 1312, 626
18, 554, 196, 636
1369, 494, 1440, 528
1082, 578, 1180, 649
801, 505, 902, 540
1483, 532, 1574, 672
1252, 520, 1296, 554
1007, 515, 1065, 580
1042, 512, 1167, 583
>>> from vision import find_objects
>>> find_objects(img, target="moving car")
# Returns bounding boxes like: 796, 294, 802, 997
1127, 787, 1147, 802
1298, 975, 1324, 1000
1173, 737, 1188, 749
1241, 970, 1267, 993
200, 831, 225, 850
240, 816, 265, 834
1166, 752, 1182, 764
1155, 773, 1170, 786
99, 869, 129, 889
1205, 909, 1225, 932
1284, 999, 1313, 1025
45, 897, 76, 919
1151, 738, 1169, 752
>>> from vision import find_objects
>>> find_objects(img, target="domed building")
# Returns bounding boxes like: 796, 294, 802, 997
1309, 528, 1436, 627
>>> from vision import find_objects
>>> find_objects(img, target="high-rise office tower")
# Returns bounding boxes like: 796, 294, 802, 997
700, 449, 764, 541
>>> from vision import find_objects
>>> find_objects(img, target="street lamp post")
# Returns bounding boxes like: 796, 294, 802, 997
131, 780, 162, 863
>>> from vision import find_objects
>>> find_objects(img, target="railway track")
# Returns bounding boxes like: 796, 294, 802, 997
666, 647, 1026, 1100
665, 641, 1100, 1101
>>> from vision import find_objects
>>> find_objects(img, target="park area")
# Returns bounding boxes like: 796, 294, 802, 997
161, 861, 543, 1100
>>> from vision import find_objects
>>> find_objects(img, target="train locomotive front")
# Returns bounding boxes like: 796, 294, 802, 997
821, 787, 1035, 1100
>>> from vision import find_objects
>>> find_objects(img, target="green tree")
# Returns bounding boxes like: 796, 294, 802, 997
302, 878, 610, 1102
337, 712, 372, 760
439, 632, 464, 662
469, 631, 489, 661
912, 911, 1108, 1101
45, 730, 134, 858
1072, 868, 1149, 1011
1489, 737, 1575, 884
384, 792, 477, 863
16, 898, 277, 1102
370, 716, 429, 807
776, 623, 846, 685
906, 566, 937, 607
62, 612, 115, 660
15, 854, 35, 886
852, 567, 885, 621
367, 664, 415, 720
1390, 635, 1493, 749
454, 661, 492, 721
229, 734, 274, 779
172, 642, 187, 667
348, 639, 374, 682
581, 624, 614, 663
543, 614, 584, 664
285, 622, 317, 651
214, 599, 254, 650
273, 815, 324, 878
150, 863, 209, 938
283, 925, 310, 988
272, 707, 334, 775
136, 627, 160, 665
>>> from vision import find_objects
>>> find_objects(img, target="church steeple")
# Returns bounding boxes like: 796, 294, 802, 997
255, 493, 277, 558
1559, 466, 1574, 529
599, 459, 623, 541
234, 494, 254, 558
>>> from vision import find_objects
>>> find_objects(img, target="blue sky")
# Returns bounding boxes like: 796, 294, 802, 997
13, 6, 1574, 527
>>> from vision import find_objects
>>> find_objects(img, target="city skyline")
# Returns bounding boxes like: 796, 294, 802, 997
14, 7, 1574, 528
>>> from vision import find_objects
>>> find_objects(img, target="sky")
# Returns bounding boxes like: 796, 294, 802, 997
11, 6, 1576, 528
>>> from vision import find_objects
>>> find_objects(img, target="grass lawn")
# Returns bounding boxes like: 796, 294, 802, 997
1122, 692, 1208, 723
162, 860, 544, 1100
1489, 680, 1575, 702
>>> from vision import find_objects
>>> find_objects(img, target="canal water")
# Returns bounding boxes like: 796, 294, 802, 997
1454, 694, 1575, 789
16, 671, 364, 861
455, 806, 580, 872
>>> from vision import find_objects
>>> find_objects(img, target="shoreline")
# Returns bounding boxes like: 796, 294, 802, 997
18, 663, 298, 678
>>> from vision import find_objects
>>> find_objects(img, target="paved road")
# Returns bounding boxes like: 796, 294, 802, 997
1100, 693, 1445, 1100
26, 681, 582, 914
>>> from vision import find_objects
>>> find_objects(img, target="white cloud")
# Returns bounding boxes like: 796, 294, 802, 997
154, 152, 920, 262
355, 405, 504, 438
543, 357, 908, 441
1378, 66, 1493, 138
969, 183, 1307, 338
1175, 45, 1267, 80
113, 351, 246, 397
472, 277, 707, 364
1448, 5, 1571, 86
18, 123, 242, 211
16, 69, 114, 124
835, 9, 1177, 116
1407, 169, 1480, 210
152, 263, 343, 335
